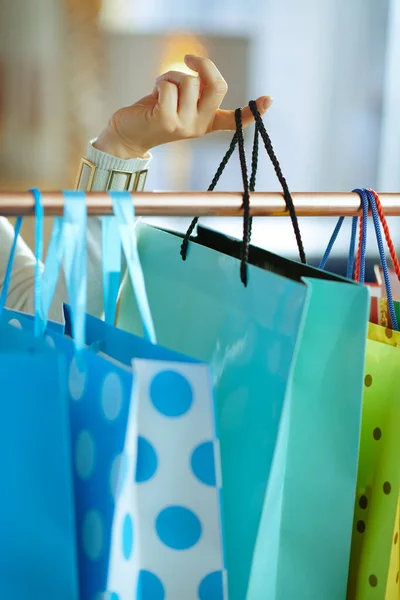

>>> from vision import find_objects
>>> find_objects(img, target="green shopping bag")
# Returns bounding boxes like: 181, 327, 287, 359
347, 323, 400, 599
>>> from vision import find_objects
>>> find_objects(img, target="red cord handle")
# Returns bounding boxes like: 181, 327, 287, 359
369, 189, 400, 281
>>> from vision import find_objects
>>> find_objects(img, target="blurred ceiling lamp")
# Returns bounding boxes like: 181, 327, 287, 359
100, 0, 131, 30
159, 33, 208, 75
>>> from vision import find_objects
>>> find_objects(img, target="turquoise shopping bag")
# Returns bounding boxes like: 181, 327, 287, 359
116, 220, 369, 600
0, 201, 77, 600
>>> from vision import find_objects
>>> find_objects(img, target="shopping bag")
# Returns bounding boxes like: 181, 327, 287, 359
0, 324, 78, 600
117, 110, 369, 599
117, 219, 369, 600
318, 188, 400, 599
346, 324, 400, 599
0, 196, 78, 600
0, 191, 136, 599
71, 190, 226, 600
11, 190, 226, 599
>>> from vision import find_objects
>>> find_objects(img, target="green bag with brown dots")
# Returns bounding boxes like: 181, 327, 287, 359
347, 323, 400, 599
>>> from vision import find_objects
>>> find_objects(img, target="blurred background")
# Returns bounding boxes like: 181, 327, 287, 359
0, 0, 399, 274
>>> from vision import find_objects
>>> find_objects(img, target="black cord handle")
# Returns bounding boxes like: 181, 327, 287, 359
248, 100, 306, 264
180, 100, 307, 277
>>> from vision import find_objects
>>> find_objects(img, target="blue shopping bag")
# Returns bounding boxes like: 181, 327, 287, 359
8, 190, 226, 600
0, 192, 136, 599
0, 198, 78, 600
116, 220, 369, 600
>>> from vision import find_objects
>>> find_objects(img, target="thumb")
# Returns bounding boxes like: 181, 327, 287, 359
212, 96, 273, 132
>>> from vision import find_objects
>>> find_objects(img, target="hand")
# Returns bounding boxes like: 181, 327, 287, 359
95, 55, 273, 159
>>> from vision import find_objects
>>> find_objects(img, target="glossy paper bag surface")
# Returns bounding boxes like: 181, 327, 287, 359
117, 223, 369, 599
248, 277, 369, 600
0, 323, 77, 600
117, 223, 308, 599
347, 324, 400, 600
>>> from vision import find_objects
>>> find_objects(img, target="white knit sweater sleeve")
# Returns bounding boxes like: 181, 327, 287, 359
0, 140, 151, 321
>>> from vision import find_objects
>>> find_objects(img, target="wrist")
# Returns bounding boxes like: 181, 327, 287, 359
94, 124, 149, 160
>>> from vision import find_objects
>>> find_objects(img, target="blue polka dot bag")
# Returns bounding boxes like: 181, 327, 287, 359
1, 191, 226, 600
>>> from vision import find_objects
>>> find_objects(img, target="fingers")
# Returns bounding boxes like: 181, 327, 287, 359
156, 71, 200, 120
184, 55, 228, 119
155, 80, 179, 115
212, 96, 273, 132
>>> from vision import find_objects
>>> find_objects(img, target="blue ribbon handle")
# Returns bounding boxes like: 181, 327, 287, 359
38, 217, 66, 334
102, 216, 122, 324
108, 191, 156, 344
62, 190, 87, 352
32, 188, 45, 337
0, 217, 23, 316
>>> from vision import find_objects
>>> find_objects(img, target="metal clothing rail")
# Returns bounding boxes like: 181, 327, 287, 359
1, 191, 400, 217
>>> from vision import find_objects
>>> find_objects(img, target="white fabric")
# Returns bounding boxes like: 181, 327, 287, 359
0, 140, 151, 321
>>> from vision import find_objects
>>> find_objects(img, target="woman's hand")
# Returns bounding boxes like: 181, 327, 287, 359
95, 55, 273, 159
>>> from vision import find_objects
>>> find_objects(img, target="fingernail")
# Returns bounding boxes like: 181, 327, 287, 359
263, 96, 273, 110
185, 54, 196, 60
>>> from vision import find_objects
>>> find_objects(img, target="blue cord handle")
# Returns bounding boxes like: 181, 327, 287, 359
108, 191, 156, 344
318, 216, 344, 270
353, 188, 368, 285
0, 217, 23, 316
347, 217, 358, 279
318, 215, 360, 279
322, 188, 398, 331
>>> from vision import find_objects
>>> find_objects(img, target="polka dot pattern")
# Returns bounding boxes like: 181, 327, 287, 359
75, 430, 96, 480
82, 509, 104, 561
129, 360, 225, 599
69, 356, 86, 400
191, 441, 216, 486
199, 571, 224, 600
156, 506, 202, 550
8, 318, 22, 329
349, 334, 400, 598
49, 325, 224, 600
137, 570, 165, 599
122, 514, 133, 560
101, 372, 123, 420
135, 436, 158, 483
150, 369, 193, 417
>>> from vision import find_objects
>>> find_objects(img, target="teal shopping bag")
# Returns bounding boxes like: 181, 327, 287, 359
116, 220, 369, 600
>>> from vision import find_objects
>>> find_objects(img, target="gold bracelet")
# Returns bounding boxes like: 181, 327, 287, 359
75, 157, 148, 192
